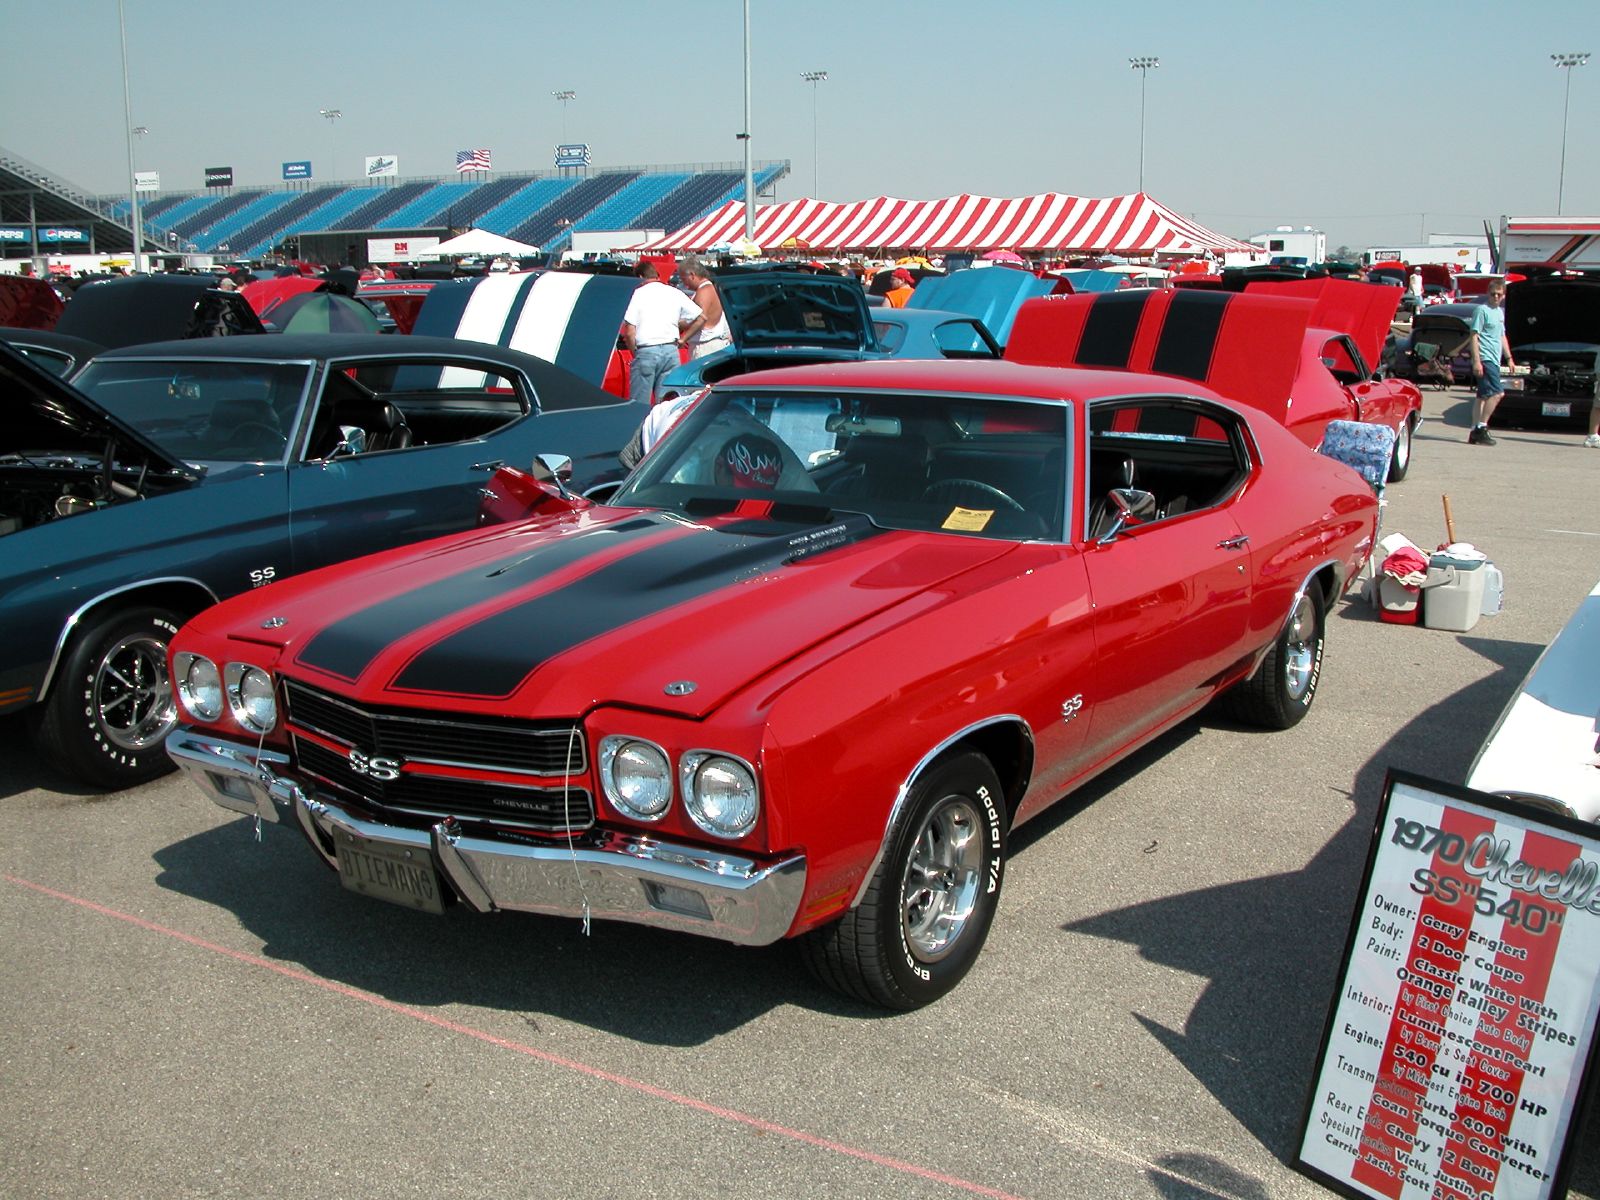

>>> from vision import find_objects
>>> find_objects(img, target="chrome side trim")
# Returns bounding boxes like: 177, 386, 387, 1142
39, 575, 221, 708
166, 727, 806, 946
849, 714, 1033, 910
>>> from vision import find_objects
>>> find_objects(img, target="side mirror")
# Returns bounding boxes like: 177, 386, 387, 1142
530, 453, 576, 500
329, 425, 367, 458
1096, 488, 1158, 543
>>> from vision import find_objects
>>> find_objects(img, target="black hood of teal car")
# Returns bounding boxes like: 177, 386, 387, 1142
716, 269, 881, 354
1505, 280, 1600, 350
1, 339, 193, 475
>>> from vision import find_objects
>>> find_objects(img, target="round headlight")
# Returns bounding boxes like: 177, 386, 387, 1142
227, 664, 277, 733
176, 653, 222, 721
681, 752, 759, 839
600, 736, 672, 820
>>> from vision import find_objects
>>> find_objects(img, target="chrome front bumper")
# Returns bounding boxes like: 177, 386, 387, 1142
167, 728, 807, 946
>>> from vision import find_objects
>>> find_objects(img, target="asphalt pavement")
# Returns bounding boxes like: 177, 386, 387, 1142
2, 384, 1598, 1200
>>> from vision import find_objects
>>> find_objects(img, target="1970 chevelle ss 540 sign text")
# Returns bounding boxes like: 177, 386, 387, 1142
166, 358, 1378, 1007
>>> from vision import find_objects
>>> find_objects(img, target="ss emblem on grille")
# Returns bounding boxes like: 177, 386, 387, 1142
347, 749, 402, 781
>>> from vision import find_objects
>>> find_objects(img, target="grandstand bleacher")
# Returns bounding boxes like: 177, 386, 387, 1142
0, 143, 789, 265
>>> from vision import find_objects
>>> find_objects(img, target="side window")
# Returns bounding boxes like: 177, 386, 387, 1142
1320, 337, 1363, 384
1085, 398, 1250, 537
932, 320, 999, 359
304, 360, 528, 459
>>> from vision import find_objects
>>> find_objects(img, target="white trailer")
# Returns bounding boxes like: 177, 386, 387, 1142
1248, 226, 1326, 266
1498, 217, 1600, 270
1363, 244, 1493, 270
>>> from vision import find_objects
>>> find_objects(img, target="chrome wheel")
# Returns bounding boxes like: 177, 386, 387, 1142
1282, 594, 1318, 702
93, 632, 175, 752
900, 795, 983, 962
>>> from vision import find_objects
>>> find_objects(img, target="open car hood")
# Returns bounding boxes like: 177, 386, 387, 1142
0, 340, 193, 475
1243, 277, 1400, 370
1506, 281, 1600, 350
905, 268, 1053, 343
1006, 290, 1311, 425
715, 271, 880, 354
409, 271, 636, 386
55, 276, 266, 348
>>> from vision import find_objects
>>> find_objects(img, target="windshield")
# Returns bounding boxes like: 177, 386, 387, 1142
615, 388, 1069, 541
74, 359, 312, 463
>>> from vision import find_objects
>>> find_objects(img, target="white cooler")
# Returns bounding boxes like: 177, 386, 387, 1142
1422, 550, 1489, 632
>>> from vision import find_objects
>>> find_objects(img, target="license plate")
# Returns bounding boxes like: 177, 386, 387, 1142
335, 829, 445, 913
1541, 401, 1571, 417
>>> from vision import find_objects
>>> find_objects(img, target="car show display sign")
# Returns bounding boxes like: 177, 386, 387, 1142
365, 154, 398, 178
204, 166, 234, 188
1297, 771, 1600, 1200
134, 171, 159, 192
282, 160, 311, 181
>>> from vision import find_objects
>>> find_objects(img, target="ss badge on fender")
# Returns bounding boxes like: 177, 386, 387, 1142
1061, 694, 1084, 724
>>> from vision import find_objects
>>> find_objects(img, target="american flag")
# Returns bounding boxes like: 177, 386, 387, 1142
455, 148, 492, 173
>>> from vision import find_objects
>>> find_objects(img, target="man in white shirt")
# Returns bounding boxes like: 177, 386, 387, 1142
622, 261, 704, 404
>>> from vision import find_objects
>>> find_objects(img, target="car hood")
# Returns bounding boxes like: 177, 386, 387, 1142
0, 273, 65, 330
905, 268, 1053, 343
1244, 277, 1400, 370
1006, 290, 1309, 426
1506, 282, 1600, 350
1, 340, 193, 475
55, 275, 266, 347
715, 272, 880, 353
224, 507, 1017, 718
410, 271, 636, 385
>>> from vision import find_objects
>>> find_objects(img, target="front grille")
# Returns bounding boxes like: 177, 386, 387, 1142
284, 679, 586, 774
294, 737, 595, 832
283, 679, 593, 832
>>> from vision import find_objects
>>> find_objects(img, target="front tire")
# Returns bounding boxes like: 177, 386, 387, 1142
800, 751, 1007, 1009
32, 606, 182, 790
1223, 589, 1324, 730
1387, 418, 1413, 482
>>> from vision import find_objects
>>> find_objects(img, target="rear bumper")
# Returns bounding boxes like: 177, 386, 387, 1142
167, 728, 807, 946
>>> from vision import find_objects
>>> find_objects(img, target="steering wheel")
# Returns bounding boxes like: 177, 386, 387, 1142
921, 477, 1024, 512
214, 421, 286, 459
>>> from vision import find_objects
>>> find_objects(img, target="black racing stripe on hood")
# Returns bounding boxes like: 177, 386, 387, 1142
391, 514, 884, 698
295, 516, 670, 681
1074, 291, 1150, 368
1150, 290, 1232, 381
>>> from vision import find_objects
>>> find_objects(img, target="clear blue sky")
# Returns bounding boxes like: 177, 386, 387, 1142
2, 0, 1595, 251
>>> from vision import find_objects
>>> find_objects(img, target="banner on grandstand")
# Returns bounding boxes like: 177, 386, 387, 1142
134, 171, 159, 193
1296, 770, 1600, 1200
0, 227, 31, 242
455, 149, 492, 173
39, 228, 88, 243
367, 236, 440, 263
554, 143, 591, 169
204, 166, 234, 188
366, 155, 399, 178
282, 161, 312, 181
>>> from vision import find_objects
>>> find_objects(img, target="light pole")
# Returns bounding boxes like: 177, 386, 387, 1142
1129, 56, 1159, 194
117, 0, 144, 272
801, 71, 828, 198
319, 108, 342, 181
740, 0, 754, 242
552, 90, 575, 143
1552, 52, 1589, 214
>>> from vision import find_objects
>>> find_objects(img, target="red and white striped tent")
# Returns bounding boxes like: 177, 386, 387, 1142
642, 192, 1256, 257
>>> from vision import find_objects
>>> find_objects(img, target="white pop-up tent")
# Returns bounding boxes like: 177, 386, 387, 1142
419, 228, 542, 258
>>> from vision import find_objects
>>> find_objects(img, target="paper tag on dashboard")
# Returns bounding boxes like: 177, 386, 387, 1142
942, 507, 994, 532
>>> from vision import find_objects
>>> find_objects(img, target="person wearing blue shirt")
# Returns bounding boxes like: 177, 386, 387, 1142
1467, 283, 1515, 445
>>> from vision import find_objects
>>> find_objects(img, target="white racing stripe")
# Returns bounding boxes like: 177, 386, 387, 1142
508, 271, 589, 364
439, 275, 528, 388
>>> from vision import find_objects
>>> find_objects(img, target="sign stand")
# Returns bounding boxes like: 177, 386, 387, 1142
1297, 770, 1600, 1199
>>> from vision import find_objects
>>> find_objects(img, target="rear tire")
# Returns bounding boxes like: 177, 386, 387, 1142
32, 606, 182, 790
1387, 418, 1413, 482
799, 751, 1007, 1009
1223, 589, 1324, 730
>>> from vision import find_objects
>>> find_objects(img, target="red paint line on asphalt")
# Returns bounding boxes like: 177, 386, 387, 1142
6, 873, 1029, 1200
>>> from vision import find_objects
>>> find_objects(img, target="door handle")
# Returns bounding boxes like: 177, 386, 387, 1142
1216, 534, 1250, 549
470, 460, 504, 473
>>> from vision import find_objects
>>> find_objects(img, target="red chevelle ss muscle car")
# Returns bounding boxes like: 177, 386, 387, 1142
165, 358, 1378, 1009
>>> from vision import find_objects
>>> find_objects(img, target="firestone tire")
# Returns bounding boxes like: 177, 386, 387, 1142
32, 606, 182, 791
1387, 418, 1414, 482
799, 751, 1007, 1010
1223, 589, 1324, 730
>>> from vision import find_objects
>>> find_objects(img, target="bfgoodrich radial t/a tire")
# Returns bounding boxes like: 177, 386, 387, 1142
800, 751, 1008, 1009
1223, 588, 1324, 730
32, 606, 182, 790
